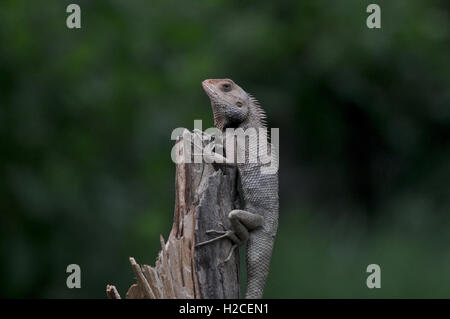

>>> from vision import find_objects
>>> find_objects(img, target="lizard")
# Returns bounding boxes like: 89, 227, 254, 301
194, 78, 279, 299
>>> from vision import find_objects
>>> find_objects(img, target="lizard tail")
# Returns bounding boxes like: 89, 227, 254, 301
245, 229, 275, 299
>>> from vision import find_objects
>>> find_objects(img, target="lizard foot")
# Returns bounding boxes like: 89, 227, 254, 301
191, 129, 217, 160
195, 224, 241, 262
193, 128, 218, 142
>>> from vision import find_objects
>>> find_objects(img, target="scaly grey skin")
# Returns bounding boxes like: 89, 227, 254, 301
195, 79, 279, 299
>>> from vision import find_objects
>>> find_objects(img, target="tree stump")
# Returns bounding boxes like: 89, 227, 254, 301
106, 135, 240, 299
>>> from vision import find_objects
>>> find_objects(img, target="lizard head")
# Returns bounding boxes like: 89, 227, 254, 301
202, 79, 251, 130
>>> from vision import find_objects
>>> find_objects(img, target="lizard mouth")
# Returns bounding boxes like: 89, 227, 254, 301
201, 80, 218, 98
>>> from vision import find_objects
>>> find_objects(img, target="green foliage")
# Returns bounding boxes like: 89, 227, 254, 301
0, 0, 448, 298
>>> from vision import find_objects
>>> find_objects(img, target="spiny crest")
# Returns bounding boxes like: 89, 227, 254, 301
248, 93, 267, 128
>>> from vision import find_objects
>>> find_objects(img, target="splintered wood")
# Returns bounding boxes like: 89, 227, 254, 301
120, 236, 195, 299
106, 135, 240, 299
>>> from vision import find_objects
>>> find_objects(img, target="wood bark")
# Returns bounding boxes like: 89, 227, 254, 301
106, 137, 240, 299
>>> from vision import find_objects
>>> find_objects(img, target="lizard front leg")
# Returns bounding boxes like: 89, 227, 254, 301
195, 209, 264, 262
190, 129, 236, 166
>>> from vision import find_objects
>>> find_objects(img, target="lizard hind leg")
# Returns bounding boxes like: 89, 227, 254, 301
195, 209, 264, 262
223, 209, 264, 262
228, 209, 264, 232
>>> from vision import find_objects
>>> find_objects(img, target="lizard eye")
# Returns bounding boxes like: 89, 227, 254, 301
236, 101, 243, 107
221, 83, 232, 92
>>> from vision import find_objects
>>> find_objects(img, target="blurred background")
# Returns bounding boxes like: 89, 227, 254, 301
0, 0, 449, 298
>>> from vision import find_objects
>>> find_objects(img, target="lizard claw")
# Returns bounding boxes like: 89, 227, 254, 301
195, 227, 240, 248
192, 129, 214, 142
205, 229, 226, 235
223, 244, 238, 263
191, 129, 213, 156
195, 231, 239, 263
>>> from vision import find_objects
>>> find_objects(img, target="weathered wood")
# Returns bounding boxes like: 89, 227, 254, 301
106, 285, 121, 299
106, 135, 240, 298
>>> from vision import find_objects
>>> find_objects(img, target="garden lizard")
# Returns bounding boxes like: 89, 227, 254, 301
195, 79, 279, 299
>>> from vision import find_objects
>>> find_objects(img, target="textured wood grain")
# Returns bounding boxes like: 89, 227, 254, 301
106, 136, 240, 299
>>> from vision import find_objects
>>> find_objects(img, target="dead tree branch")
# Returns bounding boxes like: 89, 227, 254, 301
106, 137, 240, 298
